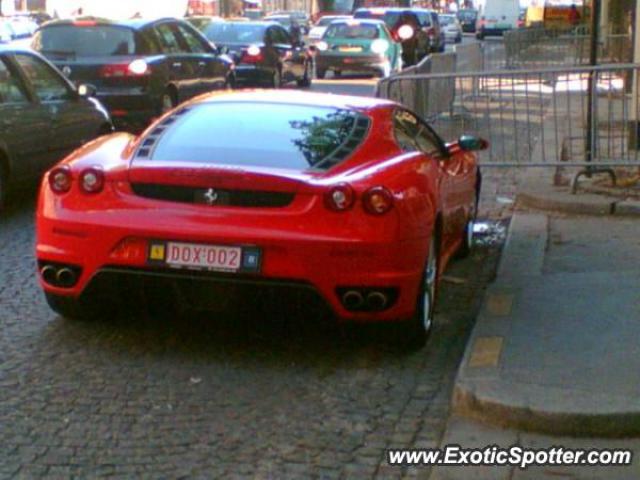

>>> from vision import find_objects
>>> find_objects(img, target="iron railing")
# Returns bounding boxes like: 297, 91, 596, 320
377, 63, 640, 168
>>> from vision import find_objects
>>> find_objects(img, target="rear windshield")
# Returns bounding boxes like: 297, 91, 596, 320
439, 15, 455, 25
149, 103, 368, 170
34, 25, 137, 58
204, 23, 264, 43
317, 16, 343, 26
325, 23, 379, 39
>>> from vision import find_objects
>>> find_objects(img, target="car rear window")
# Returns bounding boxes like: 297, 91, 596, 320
33, 25, 138, 58
147, 102, 370, 171
439, 15, 455, 25
325, 23, 379, 39
204, 23, 264, 43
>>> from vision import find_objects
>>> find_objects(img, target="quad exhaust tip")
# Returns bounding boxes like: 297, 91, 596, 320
40, 263, 80, 288
342, 290, 364, 310
366, 291, 388, 311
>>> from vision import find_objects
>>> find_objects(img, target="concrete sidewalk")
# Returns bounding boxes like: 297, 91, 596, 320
430, 187, 640, 478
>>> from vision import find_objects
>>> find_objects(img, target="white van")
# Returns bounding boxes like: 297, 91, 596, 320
476, 0, 520, 38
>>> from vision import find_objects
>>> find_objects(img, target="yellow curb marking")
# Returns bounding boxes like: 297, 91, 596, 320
487, 293, 514, 316
468, 336, 503, 368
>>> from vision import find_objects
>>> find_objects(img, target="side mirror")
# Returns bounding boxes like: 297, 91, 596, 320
77, 83, 97, 98
458, 135, 489, 151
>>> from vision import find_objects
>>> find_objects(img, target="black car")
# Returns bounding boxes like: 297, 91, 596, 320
353, 8, 432, 65
203, 21, 312, 88
31, 17, 235, 132
457, 9, 478, 33
0, 46, 112, 210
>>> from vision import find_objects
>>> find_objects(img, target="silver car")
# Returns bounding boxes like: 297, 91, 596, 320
438, 14, 462, 43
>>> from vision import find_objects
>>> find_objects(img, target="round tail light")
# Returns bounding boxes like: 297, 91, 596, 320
48, 167, 72, 194
362, 186, 394, 215
324, 183, 355, 212
79, 168, 105, 194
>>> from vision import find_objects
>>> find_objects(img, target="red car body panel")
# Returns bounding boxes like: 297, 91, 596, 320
36, 90, 479, 322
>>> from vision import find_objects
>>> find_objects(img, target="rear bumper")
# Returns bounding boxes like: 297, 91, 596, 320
316, 54, 388, 73
96, 89, 158, 131
36, 183, 429, 323
234, 65, 274, 86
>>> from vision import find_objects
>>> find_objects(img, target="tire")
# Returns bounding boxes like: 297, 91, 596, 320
316, 68, 327, 79
45, 292, 95, 320
296, 61, 312, 87
476, 31, 484, 40
399, 234, 439, 348
160, 89, 177, 114
455, 35, 462, 43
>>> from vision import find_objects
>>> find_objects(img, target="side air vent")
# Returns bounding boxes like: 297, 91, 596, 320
133, 108, 190, 159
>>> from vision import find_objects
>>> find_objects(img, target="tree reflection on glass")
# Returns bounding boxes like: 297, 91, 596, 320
289, 109, 355, 167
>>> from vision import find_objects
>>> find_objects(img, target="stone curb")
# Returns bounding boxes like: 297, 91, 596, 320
450, 211, 640, 437
517, 190, 640, 217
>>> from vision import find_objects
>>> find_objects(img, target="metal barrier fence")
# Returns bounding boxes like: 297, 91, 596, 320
501, 28, 632, 70
377, 63, 640, 167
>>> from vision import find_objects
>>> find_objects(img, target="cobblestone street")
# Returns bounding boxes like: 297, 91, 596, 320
1, 74, 520, 479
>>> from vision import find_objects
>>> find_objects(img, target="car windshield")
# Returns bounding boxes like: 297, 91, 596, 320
324, 23, 379, 39
33, 25, 137, 57
439, 15, 455, 25
204, 23, 264, 43
150, 102, 364, 170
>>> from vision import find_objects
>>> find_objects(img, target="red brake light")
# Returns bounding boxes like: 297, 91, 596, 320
100, 60, 150, 78
324, 183, 355, 212
240, 46, 264, 64
79, 167, 105, 194
48, 167, 72, 194
362, 186, 394, 215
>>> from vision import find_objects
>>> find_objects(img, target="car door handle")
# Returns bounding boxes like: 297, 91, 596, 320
172, 62, 183, 68
198, 61, 206, 67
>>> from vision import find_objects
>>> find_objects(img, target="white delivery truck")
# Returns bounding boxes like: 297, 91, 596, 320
476, 0, 520, 39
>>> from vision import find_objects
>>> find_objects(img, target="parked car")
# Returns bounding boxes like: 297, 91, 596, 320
315, 19, 401, 78
0, 46, 112, 211
35, 90, 485, 347
353, 8, 431, 65
456, 8, 478, 33
31, 17, 235, 132
203, 21, 312, 88
308, 15, 351, 43
438, 13, 462, 43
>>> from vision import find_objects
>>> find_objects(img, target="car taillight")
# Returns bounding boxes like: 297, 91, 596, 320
100, 60, 150, 78
324, 183, 355, 212
362, 186, 394, 215
79, 167, 105, 194
49, 167, 72, 194
240, 45, 264, 64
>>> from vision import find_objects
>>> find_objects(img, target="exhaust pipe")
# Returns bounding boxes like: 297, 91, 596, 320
56, 268, 76, 288
366, 291, 388, 311
41, 265, 58, 285
342, 290, 364, 310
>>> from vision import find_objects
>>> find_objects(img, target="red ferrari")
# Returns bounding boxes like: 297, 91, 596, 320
36, 90, 486, 345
